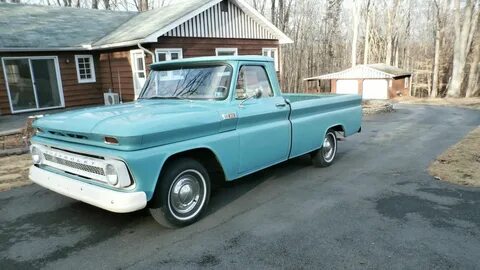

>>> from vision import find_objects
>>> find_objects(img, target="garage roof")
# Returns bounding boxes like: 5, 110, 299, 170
304, 64, 412, 81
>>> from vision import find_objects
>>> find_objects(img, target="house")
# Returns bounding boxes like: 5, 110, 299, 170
303, 64, 412, 100
0, 0, 292, 115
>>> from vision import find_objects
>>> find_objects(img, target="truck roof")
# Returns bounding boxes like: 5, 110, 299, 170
150, 55, 274, 69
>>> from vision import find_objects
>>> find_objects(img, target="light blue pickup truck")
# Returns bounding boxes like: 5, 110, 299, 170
29, 56, 361, 227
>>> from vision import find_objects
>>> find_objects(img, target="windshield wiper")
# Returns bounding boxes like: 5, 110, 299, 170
148, 96, 186, 100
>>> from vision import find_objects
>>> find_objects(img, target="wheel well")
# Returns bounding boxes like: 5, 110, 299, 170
160, 148, 226, 187
329, 125, 345, 137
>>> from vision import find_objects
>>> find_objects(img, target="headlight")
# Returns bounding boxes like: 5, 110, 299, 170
105, 164, 119, 186
31, 146, 43, 164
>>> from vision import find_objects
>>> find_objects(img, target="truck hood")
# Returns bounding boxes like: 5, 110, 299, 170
33, 100, 231, 150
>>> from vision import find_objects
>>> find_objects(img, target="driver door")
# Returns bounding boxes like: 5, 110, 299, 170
235, 64, 290, 174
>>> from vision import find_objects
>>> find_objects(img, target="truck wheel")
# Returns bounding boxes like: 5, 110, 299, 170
311, 130, 337, 167
149, 158, 210, 228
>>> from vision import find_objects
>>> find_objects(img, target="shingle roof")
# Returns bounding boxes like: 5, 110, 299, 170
0, 0, 291, 51
0, 3, 134, 50
304, 64, 412, 81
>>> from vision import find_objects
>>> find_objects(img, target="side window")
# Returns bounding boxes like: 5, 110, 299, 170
235, 66, 274, 99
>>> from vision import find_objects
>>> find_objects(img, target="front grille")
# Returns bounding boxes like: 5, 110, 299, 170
47, 130, 88, 140
43, 153, 105, 176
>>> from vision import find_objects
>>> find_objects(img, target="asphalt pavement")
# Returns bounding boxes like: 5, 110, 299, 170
1, 104, 479, 270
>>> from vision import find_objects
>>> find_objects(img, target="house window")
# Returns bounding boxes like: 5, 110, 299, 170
262, 48, 279, 71
155, 48, 183, 62
74, 55, 96, 83
216, 48, 238, 56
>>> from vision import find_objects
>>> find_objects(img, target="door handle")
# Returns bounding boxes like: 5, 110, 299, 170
275, 103, 287, 107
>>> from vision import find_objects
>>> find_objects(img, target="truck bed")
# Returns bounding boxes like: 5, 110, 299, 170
283, 93, 362, 158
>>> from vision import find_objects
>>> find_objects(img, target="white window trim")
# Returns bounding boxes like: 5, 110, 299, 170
262, 48, 279, 71
155, 48, 183, 62
215, 48, 238, 56
74, 55, 96, 83
1, 56, 65, 114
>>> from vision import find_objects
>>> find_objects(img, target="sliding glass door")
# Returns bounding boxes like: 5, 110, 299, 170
2, 57, 64, 113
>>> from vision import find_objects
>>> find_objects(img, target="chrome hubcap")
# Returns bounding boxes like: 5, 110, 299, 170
170, 173, 201, 214
322, 133, 336, 162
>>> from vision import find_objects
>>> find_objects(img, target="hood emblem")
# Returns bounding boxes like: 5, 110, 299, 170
222, 112, 237, 120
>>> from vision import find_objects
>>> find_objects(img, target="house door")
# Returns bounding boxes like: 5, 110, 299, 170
130, 50, 146, 99
2, 57, 64, 113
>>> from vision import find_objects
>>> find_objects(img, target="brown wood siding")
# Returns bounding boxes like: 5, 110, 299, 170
99, 48, 136, 102
0, 52, 104, 115
0, 61, 8, 115
389, 76, 410, 98
150, 37, 279, 60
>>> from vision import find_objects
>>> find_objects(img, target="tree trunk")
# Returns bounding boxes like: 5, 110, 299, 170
138, 0, 148, 11
103, 0, 110, 10
92, 0, 98, 9
448, 0, 479, 97
351, 0, 360, 67
431, 0, 443, 98
466, 40, 480, 97
363, 10, 370, 64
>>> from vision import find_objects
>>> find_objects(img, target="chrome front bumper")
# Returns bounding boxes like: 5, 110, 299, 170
29, 165, 147, 213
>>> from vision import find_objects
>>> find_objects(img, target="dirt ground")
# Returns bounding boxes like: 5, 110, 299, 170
429, 127, 480, 187
362, 100, 394, 114
0, 154, 32, 191
395, 97, 480, 110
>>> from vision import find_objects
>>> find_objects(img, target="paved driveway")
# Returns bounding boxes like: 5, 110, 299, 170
1, 104, 479, 270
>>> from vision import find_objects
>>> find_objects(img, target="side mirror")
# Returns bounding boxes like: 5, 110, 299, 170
239, 88, 263, 107
253, 88, 262, 99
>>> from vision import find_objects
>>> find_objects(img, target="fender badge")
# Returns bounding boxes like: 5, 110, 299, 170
222, 113, 237, 120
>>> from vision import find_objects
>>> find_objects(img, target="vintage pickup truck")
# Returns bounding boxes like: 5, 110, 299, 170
29, 56, 362, 227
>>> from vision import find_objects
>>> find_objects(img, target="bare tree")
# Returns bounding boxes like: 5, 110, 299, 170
431, 0, 446, 98
351, 0, 361, 67
447, 0, 479, 97
363, 0, 371, 64
385, 0, 399, 65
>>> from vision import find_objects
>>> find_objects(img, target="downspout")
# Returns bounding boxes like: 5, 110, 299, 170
137, 43, 155, 65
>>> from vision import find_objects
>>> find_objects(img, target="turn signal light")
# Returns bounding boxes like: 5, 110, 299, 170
104, 136, 119, 144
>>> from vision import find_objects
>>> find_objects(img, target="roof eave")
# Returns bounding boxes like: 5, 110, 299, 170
0, 46, 90, 52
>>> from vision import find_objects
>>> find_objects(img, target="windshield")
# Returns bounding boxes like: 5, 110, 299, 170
140, 65, 233, 100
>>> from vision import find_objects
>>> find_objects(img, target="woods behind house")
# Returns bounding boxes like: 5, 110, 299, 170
2, 0, 479, 97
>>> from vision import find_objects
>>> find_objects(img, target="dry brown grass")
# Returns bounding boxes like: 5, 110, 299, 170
429, 127, 480, 187
0, 154, 32, 191
395, 97, 480, 110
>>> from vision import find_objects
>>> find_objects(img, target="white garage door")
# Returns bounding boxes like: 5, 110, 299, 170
362, 79, 388, 100
336, 80, 358, 95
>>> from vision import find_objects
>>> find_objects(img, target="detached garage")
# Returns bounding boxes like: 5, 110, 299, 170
303, 64, 412, 100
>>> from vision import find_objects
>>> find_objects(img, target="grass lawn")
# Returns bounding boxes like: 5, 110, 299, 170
0, 154, 32, 191
429, 127, 480, 187
395, 97, 480, 110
